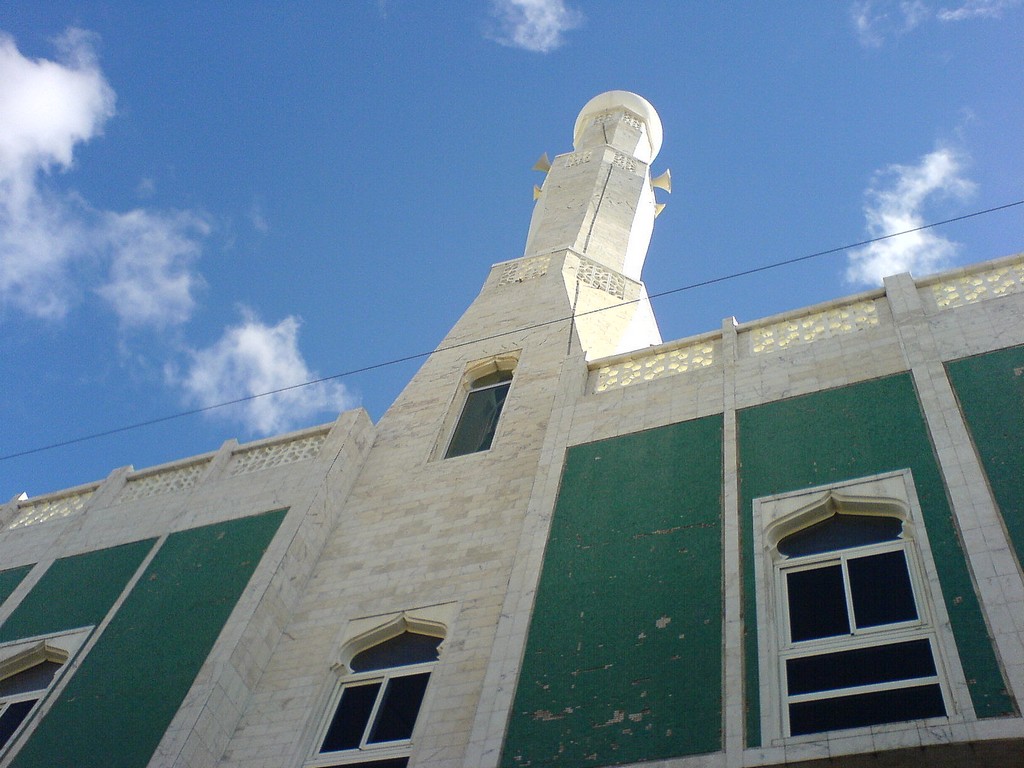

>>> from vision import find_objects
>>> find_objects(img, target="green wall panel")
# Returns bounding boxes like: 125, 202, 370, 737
947, 345, 1024, 564
501, 416, 723, 767
12, 509, 285, 768
737, 374, 1013, 747
0, 540, 155, 643
0, 565, 33, 610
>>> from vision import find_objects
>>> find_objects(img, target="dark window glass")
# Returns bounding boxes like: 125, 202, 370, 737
778, 514, 902, 557
320, 682, 381, 753
470, 370, 512, 388
445, 372, 512, 458
328, 759, 409, 768
351, 633, 442, 673
848, 550, 918, 627
0, 661, 62, 698
787, 565, 849, 641
367, 673, 431, 743
787, 639, 937, 695
0, 699, 36, 749
789, 683, 945, 735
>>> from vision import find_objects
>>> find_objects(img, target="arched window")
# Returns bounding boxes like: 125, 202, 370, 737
314, 632, 442, 767
0, 642, 69, 754
444, 358, 516, 459
774, 508, 946, 736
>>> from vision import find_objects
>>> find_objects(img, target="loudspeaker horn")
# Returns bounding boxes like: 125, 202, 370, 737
532, 153, 552, 173
651, 169, 672, 193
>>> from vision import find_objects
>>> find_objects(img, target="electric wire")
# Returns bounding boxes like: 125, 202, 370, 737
2, 199, 1021, 463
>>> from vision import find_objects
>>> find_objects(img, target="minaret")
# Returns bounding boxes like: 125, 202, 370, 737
526, 90, 669, 359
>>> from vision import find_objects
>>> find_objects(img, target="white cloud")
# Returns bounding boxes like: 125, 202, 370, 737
248, 198, 269, 234
938, 0, 1021, 21
846, 147, 975, 285
488, 0, 583, 53
850, 1, 930, 46
177, 310, 355, 435
97, 209, 209, 327
0, 29, 113, 318
0, 29, 114, 195
851, 0, 1021, 44
0, 29, 206, 326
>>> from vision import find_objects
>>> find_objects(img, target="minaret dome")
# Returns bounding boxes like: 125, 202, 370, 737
572, 90, 663, 163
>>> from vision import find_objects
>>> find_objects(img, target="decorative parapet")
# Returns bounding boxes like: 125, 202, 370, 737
592, 338, 718, 392
228, 432, 327, 476
498, 256, 550, 286
746, 299, 880, 355
118, 460, 210, 503
923, 257, 1024, 310
576, 257, 627, 300
8, 489, 95, 530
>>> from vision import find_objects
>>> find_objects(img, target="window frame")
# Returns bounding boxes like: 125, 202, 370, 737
437, 354, 519, 461
751, 471, 971, 744
0, 628, 91, 758
305, 608, 454, 768
775, 534, 945, 736
313, 660, 435, 764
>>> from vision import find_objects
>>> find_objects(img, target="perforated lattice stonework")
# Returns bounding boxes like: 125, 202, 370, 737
498, 256, 550, 286
612, 153, 637, 172
594, 341, 717, 392
119, 462, 209, 502
576, 260, 627, 299
749, 300, 879, 354
592, 109, 643, 132
563, 151, 592, 168
621, 111, 643, 130
229, 433, 327, 476
8, 490, 94, 529
929, 262, 1024, 309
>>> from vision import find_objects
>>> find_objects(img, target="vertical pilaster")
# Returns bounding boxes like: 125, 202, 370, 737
720, 316, 747, 766
887, 272, 1024, 709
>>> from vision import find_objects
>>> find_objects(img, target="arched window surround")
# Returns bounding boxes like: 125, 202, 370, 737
435, 353, 520, 461
307, 605, 455, 768
751, 471, 972, 743
0, 628, 90, 758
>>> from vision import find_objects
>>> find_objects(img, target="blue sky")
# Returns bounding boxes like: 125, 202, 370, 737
1, 1, 1021, 498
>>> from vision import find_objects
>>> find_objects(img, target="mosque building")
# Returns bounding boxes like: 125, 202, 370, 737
1, 91, 1022, 768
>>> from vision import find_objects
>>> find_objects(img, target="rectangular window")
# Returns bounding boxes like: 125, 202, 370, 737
772, 502, 948, 737
444, 369, 513, 458
311, 631, 441, 768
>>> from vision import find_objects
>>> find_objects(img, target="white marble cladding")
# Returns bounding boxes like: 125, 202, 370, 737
119, 460, 209, 502
498, 256, 550, 286
923, 256, 1024, 310
593, 337, 718, 392
746, 299, 881, 354
228, 432, 327, 476
7, 489, 94, 529
576, 257, 627, 299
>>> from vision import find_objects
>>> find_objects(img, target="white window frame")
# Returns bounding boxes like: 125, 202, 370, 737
304, 606, 455, 768
310, 659, 436, 766
0, 627, 91, 758
775, 536, 944, 736
752, 471, 972, 744
435, 353, 519, 461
